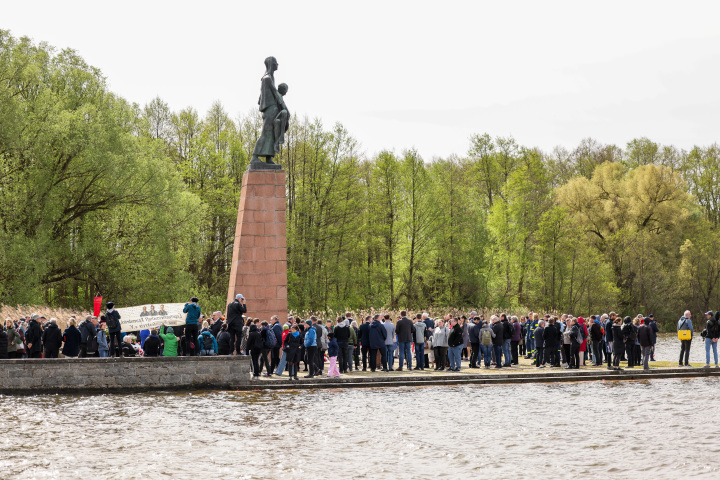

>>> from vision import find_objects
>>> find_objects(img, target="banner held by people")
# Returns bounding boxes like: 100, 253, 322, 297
118, 303, 186, 332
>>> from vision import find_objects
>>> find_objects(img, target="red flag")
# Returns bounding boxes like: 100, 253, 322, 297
94, 297, 103, 317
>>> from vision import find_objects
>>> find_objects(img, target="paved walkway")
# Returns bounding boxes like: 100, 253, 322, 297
243, 358, 720, 390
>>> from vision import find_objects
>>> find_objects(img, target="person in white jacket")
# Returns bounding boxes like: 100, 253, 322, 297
433, 319, 450, 371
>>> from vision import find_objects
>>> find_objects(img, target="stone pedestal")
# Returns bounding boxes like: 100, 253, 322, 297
226, 169, 287, 322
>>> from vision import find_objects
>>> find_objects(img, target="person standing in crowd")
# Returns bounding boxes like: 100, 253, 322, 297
395, 311, 414, 372
567, 318, 581, 369
159, 325, 180, 357
270, 316, 283, 371
468, 315, 481, 368
703, 311, 719, 368
447, 316, 464, 372
78, 315, 98, 358
285, 325, 302, 380
605, 312, 615, 369
383, 314, 396, 371
226, 294, 247, 355
359, 316, 371, 371
491, 315, 505, 369
500, 314, 513, 367
303, 319, 318, 378
143, 329, 161, 357
525, 313, 538, 359
621, 316, 636, 368
216, 323, 232, 356
637, 317, 653, 370
247, 322, 264, 378
433, 318, 449, 371
577, 317, 589, 366
104, 302, 122, 357
369, 314, 388, 372
5, 319, 21, 358
61, 318, 81, 358
479, 320, 494, 368
413, 315, 427, 370
543, 317, 559, 367
590, 316, 604, 367
259, 321, 274, 376
534, 319, 545, 368
0, 327, 7, 359
25, 314, 43, 358
210, 311, 223, 339
648, 314, 659, 361
677, 310, 693, 367
239, 318, 251, 355
315, 317, 327, 375
327, 332, 340, 378
96, 322, 109, 357
334, 318, 350, 373
349, 320, 359, 370
41, 318, 62, 358
611, 317, 624, 371
182, 297, 201, 356
422, 312, 434, 367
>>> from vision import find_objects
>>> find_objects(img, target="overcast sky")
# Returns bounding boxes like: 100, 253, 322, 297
5, 1, 720, 160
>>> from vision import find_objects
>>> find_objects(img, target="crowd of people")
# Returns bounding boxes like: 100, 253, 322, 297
2, 295, 720, 375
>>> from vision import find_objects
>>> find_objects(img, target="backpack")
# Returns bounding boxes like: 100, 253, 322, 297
575, 326, 584, 345
105, 312, 118, 330
202, 333, 214, 351
481, 329, 492, 346
265, 328, 277, 348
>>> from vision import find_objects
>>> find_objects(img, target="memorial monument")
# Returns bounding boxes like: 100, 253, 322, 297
226, 56, 288, 322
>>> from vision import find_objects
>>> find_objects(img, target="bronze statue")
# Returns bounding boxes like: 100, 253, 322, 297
249, 56, 289, 170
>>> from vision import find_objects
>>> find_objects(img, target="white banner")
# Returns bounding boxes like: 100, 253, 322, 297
115, 303, 187, 332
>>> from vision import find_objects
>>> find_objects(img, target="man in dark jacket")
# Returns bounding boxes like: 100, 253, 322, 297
491, 315, 505, 369
543, 319, 558, 367
605, 313, 615, 369
395, 311, 414, 371
637, 317, 654, 370
448, 317, 464, 371
271, 315, 283, 372
41, 319, 63, 358
143, 329, 162, 357
534, 320, 545, 368
25, 314, 44, 358
359, 316, 372, 371
105, 302, 122, 357
469, 316, 481, 368
334, 320, 351, 373
210, 311, 223, 338
368, 315, 388, 372
590, 316, 604, 366
226, 294, 247, 355
648, 314, 659, 361
501, 314, 513, 367
78, 315, 98, 358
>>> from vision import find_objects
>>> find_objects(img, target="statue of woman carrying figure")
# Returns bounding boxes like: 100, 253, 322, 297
249, 56, 289, 169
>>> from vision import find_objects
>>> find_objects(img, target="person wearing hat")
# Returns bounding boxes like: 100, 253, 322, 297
226, 294, 247, 355
159, 325, 180, 357
105, 302, 122, 357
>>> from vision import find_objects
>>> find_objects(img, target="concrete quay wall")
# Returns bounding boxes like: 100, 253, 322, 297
0, 356, 251, 394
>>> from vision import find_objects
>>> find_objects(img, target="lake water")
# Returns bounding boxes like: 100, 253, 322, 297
1, 377, 718, 479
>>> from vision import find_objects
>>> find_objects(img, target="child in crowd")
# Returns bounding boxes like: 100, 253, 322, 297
97, 322, 109, 357
327, 332, 340, 378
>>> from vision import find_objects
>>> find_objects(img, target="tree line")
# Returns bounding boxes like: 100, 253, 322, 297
2, 31, 719, 329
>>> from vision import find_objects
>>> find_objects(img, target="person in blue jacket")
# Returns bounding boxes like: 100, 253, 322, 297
197, 329, 218, 356
525, 313, 538, 359
183, 297, 201, 356
368, 314, 388, 372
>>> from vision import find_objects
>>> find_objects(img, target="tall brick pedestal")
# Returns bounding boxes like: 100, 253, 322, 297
226, 169, 287, 322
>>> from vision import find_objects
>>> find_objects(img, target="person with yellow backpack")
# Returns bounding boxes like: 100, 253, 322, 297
677, 310, 693, 367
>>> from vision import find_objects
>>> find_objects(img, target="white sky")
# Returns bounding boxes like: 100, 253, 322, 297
4, 1, 720, 160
